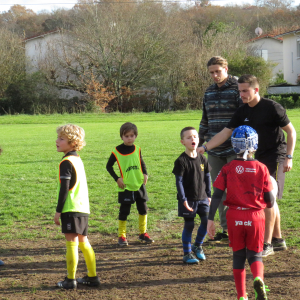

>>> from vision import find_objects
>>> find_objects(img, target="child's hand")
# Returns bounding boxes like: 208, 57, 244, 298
117, 178, 126, 189
207, 220, 215, 239
208, 197, 211, 205
54, 212, 61, 226
143, 174, 148, 185
183, 201, 193, 212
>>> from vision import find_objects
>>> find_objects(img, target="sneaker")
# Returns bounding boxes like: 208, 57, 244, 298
0, 260, 4, 266
191, 244, 206, 261
207, 231, 229, 243
253, 277, 269, 300
118, 236, 128, 246
239, 297, 248, 300
57, 277, 77, 289
262, 243, 274, 257
271, 237, 287, 251
77, 275, 100, 287
183, 252, 199, 264
139, 233, 154, 244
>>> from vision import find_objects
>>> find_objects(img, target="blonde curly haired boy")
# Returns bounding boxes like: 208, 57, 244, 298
55, 124, 100, 289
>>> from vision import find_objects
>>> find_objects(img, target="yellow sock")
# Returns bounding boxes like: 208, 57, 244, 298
118, 220, 127, 238
79, 241, 97, 277
139, 214, 147, 234
66, 241, 78, 280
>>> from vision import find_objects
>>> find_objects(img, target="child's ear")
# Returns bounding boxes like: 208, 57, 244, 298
70, 141, 77, 149
180, 139, 184, 145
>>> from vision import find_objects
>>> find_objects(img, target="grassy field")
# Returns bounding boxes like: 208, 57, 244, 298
0, 110, 299, 246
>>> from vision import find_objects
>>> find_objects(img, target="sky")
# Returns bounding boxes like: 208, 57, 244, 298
0, 0, 300, 13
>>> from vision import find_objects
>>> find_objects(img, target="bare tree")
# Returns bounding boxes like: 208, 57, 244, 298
0, 28, 25, 98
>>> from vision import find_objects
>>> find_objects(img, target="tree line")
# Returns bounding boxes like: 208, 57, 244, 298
0, 0, 299, 114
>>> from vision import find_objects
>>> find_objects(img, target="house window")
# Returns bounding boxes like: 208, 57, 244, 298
297, 39, 300, 58
254, 49, 268, 61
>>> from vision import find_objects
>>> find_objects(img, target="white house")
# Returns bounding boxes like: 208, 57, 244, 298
274, 28, 300, 85
25, 30, 83, 99
248, 34, 283, 79
25, 30, 61, 73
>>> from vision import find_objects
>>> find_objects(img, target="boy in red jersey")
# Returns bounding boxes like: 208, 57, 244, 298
207, 126, 275, 300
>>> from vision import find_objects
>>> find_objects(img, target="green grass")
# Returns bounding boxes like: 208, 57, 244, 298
0, 110, 300, 246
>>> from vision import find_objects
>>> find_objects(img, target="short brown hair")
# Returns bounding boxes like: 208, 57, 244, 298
180, 127, 197, 139
207, 56, 228, 68
238, 74, 259, 89
120, 122, 138, 137
56, 124, 86, 151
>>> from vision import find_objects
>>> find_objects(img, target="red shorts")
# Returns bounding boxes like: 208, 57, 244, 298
227, 208, 265, 252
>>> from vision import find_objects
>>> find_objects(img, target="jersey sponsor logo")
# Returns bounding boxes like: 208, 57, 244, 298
125, 165, 139, 172
235, 220, 252, 226
200, 164, 204, 171
244, 118, 249, 122
236, 166, 244, 174
245, 168, 256, 173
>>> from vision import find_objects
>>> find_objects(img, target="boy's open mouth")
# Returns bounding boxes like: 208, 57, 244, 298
192, 142, 196, 146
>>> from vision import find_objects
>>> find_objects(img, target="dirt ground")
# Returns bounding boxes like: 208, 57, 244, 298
0, 222, 299, 300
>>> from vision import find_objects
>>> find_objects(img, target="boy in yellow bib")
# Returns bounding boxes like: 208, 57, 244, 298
106, 122, 154, 246
55, 124, 100, 289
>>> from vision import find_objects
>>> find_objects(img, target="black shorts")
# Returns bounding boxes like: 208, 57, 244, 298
118, 184, 148, 204
61, 213, 89, 235
178, 199, 210, 218
259, 159, 285, 199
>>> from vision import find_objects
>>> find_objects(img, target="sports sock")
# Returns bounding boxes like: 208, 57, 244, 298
139, 214, 147, 234
66, 241, 78, 280
195, 215, 208, 247
182, 220, 194, 255
250, 261, 264, 280
233, 268, 247, 299
118, 220, 127, 238
79, 241, 97, 277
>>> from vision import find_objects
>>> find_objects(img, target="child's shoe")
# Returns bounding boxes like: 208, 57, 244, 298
207, 231, 229, 243
139, 233, 154, 244
57, 277, 77, 289
118, 236, 128, 246
183, 252, 199, 264
0, 260, 4, 266
77, 275, 100, 287
239, 297, 248, 300
253, 277, 269, 300
191, 244, 206, 261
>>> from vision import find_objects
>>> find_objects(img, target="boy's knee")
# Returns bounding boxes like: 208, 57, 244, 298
184, 219, 195, 232
247, 250, 262, 265
136, 201, 147, 215
119, 204, 131, 220
119, 213, 128, 221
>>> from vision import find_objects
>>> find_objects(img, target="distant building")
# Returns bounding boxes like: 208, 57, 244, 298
248, 34, 283, 79
25, 30, 83, 99
274, 28, 300, 85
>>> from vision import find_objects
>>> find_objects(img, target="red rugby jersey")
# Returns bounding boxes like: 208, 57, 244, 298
213, 159, 273, 210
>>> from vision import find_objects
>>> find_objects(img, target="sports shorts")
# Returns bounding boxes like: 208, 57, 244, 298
259, 158, 285, 199
178, 199, 209, 218
61, 213, 89, 236
227, 208, 264, 252
118, 184, 148, 204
